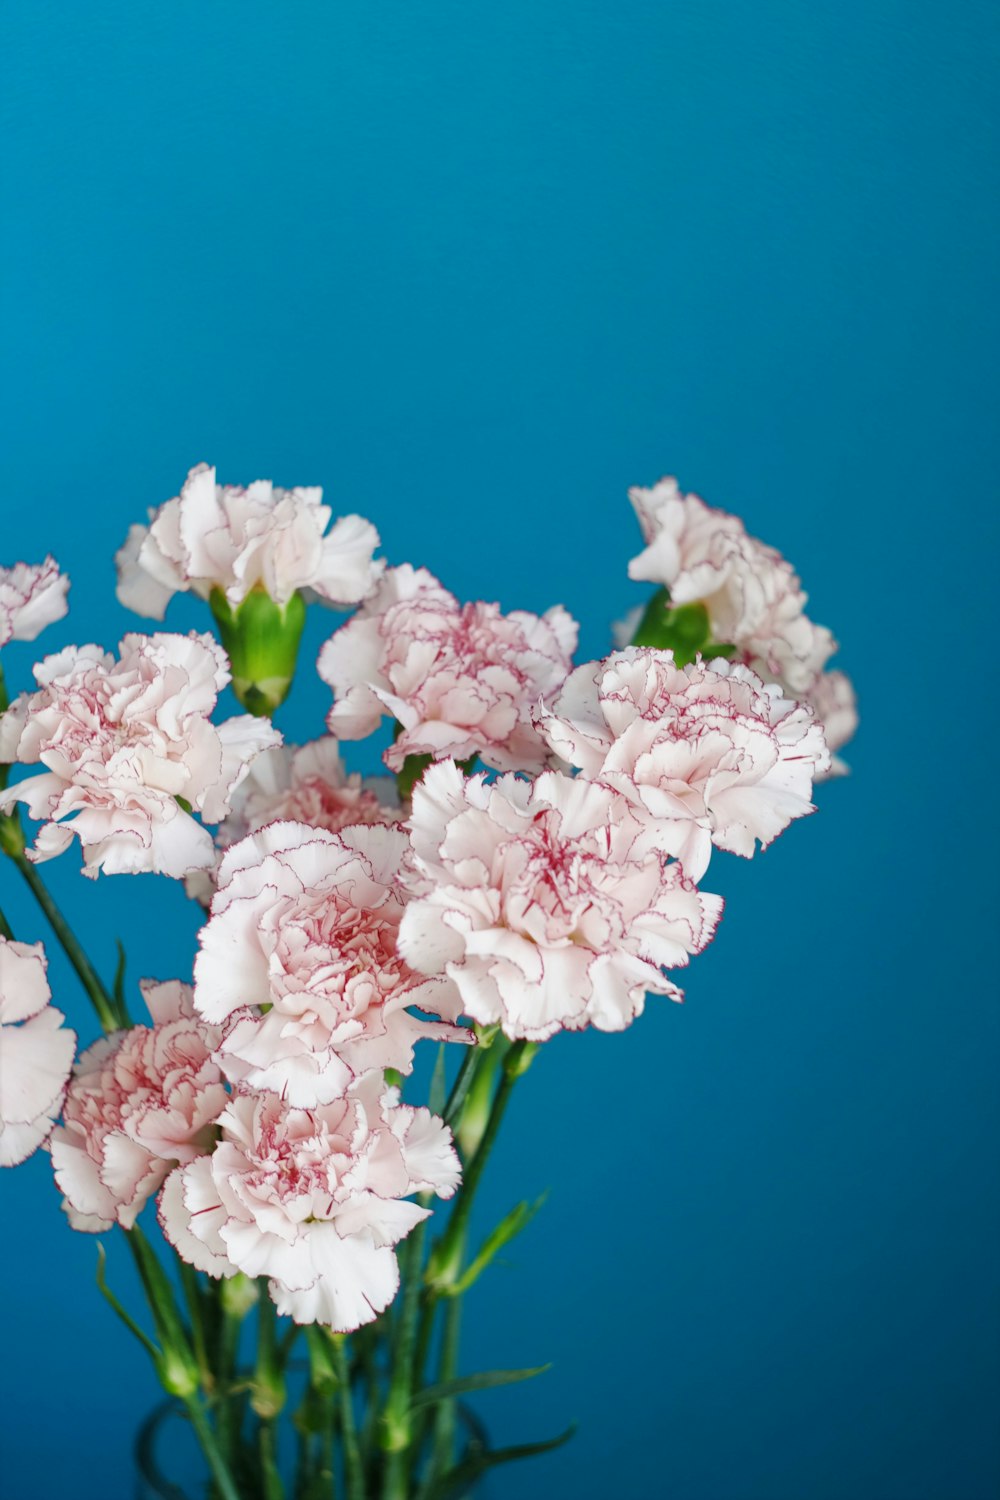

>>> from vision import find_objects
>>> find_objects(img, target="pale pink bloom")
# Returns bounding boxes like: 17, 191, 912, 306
160, 1073, 460, 1330
318, 565, 579, 775
806, 669, 858, 778
536, 649, 830, 882
184, 738, 399, 906
628, 478, 836, 692
0, 559, 70, 647
50, 980, 227, 1231
194, 821, 468, 1107
116, 462, 383, 617
399, 761, 723, 1041
0, 938, 75, 1167
0, 632, 280, 878
219, 737, 399, 849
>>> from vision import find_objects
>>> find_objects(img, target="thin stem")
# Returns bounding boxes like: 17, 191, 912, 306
183, 1393, 243, 1500
429, 1042, 527, 1293
381, 1220, 428, 1498
179, 1261, 214, 1393
254, 1295, 286, 1499
442, 1043, 481, 1126
425, 1292, 464, 1495
10, 850, 118, 1031
330, 1334, 365, 1500
0, 902, 14, 941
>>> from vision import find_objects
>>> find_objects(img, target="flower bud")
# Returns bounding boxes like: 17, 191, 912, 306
210, 586, 306, 716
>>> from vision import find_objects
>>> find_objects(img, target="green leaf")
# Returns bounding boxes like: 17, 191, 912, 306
410, 1364, 551, 1413
430, 1424, 577, 1500
96, 1243, 160, 1362
446, 1194, 548, 1297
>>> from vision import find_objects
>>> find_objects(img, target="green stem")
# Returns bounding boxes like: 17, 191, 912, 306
9, 849, 118, 1031
0, 902, 14, 941
330, 1334, 365, 1500
179, 1261, 214, 1393
428, 1042, 527, 1294
425, 1291, 464, 1494
381, 1220, 428, 1498
442, 1043, 482, 1126
183, 1393, 244, 1500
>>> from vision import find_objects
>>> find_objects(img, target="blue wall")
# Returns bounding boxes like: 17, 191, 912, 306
2, 4, 997, 1497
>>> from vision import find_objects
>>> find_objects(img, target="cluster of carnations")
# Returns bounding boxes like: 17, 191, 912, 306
0, 464, 854, 1496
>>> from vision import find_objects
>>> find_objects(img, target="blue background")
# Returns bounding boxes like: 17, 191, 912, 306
1, 4, 997, 1497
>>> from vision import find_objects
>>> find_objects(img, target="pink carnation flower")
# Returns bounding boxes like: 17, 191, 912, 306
806, 669, 859, 778
0, 938, 75, 1167
194, 821, 468, 1107
184, 738, 400, 907
628, 478, 836, 692
219, 737, 399, 849
536, 648, 830, 882
160, 1074, 460, 1330
398, 761, 723, 1041
50, 980, 227, 1231
0, 632, 280, 877
318, 565, 579, 775
0, 558, 70, 647
116, 462, 383, 617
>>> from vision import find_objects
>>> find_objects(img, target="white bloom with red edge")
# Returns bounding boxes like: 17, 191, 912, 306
194, 820, 468, 1107
0, 938, 75, 1167
0, 559, 70, 647
49, 980, 227, 1231
628, 477, 835, 692
219, 738, 399, 849
536, 648, 830, 882
398, 761, 723, 1041
318, 565, 579, 775
159, 1073, 460, 1330
115, 462, 383, 617
184, 738, 400, 907
806, 669, 858, 778
0, 632, 281, 878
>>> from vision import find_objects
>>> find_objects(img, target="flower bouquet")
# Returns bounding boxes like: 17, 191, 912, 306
0, 466, 855, 1498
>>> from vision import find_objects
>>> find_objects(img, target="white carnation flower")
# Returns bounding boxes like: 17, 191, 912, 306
194, 820, 468, 1106
0, 558, 69, 647
160, 1074, 460, 1331
319, 565, 578, 775
628, 477, 836, 692
0, 938, 75, 1167
399, 761, 723, 1041
0, 632, 280, 877
116, 462, 383, 616
536, 648, 830, 881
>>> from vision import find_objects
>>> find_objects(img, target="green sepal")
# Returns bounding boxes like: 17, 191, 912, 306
430, 1424, 577, 1500
220, 1271, 259, 1320
444, 1193, 548, 1298
209, 585, 306, 716
409, 1364, 551, 1413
